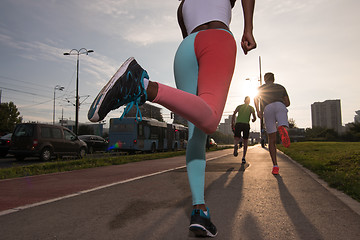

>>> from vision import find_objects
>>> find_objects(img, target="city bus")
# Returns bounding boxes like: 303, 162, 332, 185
108, 117, 187, 153
167, 123, 188, 151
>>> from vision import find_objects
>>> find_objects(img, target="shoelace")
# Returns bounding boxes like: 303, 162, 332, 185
120, 98, 143, 122
119, 71, 147, 122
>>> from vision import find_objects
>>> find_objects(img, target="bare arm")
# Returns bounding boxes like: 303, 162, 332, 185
283, 95, 290, 107
240, 0, 256, 55
177, 1, 188, 39
254, 96, 262, 119
251, 108, 257, 122
231, 107, 239, 129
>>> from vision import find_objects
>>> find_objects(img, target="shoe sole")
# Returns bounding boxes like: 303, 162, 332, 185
189, 224, 217, 237
278, 126, 290, 148
233, 145, 238, 157
88, 57, 135, 122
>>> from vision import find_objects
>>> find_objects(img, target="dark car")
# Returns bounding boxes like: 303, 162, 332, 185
0, 133, 12, 157
9, 123, 87, 161
78, 135, 108, 154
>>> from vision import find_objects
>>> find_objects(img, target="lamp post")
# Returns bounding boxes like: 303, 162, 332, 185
63, 48, 94, 134
53, 85, 64, 125
246, 56, 265, 146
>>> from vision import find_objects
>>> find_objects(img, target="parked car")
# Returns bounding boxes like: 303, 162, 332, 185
78, 135, 108, 154
9, 123, 87, 161
0, 133, 12, 157
206, 137, 217, 150
209, 138, 217, 148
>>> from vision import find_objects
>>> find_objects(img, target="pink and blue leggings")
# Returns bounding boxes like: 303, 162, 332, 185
153, 29, 236, 205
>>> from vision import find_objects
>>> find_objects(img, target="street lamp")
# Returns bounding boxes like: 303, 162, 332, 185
246, 56, 265, 147
53, 85, 64, 124
63, 48, 94, 134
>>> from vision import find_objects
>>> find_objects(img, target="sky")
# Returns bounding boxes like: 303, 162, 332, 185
0, 0, 359, 132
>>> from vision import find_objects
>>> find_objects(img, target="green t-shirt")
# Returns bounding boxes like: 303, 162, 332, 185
236, 104, 254, 124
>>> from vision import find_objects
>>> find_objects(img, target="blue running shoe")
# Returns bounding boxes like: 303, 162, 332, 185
189, 208, 218, 237
88, 57, 148, 122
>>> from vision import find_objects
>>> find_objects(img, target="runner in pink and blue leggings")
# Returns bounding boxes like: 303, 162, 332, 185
88, 0, 256, 237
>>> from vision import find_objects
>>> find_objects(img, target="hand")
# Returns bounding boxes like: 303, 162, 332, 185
257, 111, 263, 119
241, 31, 256, 55
252, 118, 256, 122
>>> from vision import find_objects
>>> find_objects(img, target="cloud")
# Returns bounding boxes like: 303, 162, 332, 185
79, 0, 180, 45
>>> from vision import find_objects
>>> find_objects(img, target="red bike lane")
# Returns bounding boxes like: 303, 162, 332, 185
0, 150, 232, 215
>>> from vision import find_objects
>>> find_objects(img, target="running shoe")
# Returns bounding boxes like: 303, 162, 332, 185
88, 57, 148, 122
233, 144, 238, 157
242, 158, 246, 164
278, 126, 290, 148
189, 208, 218, 237
272, 166, 279, 175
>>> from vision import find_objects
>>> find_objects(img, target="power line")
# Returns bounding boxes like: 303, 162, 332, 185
0, 86, 49, 98
0, 75, 50, 91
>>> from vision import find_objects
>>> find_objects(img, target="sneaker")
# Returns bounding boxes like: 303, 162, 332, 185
278, 126, 290, 148
272, 166, 279, 175
88, 57, 148, 122
233, 144, 238, 157
242, 158, 246, 164
189, 208, 217, 237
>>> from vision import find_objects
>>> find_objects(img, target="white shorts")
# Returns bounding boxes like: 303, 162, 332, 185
263, 102, 289, 134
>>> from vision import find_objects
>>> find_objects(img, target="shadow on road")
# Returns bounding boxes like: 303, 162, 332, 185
107, 160, 262, 238
275, 175, 323, 239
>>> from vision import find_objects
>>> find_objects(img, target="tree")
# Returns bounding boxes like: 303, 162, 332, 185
305, 126, 338, 141
210, 131, 233, 144
343, 122, 360, 141
349, 121, 360, 133
0, 102, 22, 134
288, 118, 297, 128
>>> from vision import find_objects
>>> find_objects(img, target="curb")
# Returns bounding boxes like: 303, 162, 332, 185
277, 149, 360, 216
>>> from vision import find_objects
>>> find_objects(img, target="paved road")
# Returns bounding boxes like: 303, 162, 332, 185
0, 146, 360, 239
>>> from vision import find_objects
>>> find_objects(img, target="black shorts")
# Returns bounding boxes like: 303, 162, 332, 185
234, 122, 250, 139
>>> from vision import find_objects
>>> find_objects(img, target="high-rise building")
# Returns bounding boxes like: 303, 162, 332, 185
218, 115, 233, 136
311, 99, 342, 133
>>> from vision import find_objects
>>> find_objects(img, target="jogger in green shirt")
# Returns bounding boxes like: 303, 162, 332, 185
231, 96, 256, 163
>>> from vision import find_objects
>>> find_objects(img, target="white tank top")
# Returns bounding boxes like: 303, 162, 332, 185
182, 0, 232, 35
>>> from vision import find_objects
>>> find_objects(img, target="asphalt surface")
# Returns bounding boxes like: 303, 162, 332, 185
0, 146, 360, 240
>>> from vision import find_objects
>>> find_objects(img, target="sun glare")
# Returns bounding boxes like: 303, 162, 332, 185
242, 79, 259, 102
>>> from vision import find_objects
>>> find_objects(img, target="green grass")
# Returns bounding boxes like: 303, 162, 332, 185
278, 142, 360, 202
0, 146, 231, 180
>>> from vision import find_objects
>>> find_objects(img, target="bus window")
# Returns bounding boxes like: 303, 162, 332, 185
138, 124, 144, 137
144, 126, 150, 139
150, 126, 159, 139
112, 123, 134, 132
175, 130, 180, 140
